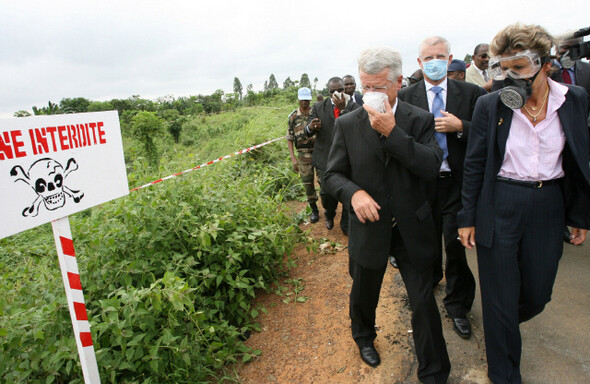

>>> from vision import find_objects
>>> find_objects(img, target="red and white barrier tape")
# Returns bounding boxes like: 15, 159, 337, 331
130, 136, 286, 192
52, 217, 101, 384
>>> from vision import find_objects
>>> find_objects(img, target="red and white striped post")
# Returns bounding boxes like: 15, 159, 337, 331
51, 217, 100, 383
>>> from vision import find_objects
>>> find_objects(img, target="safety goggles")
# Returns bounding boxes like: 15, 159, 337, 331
489, 50, 543, 80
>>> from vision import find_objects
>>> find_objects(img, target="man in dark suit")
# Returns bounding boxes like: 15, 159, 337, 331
325, 47, 450, 384
551, 37, 590, 243
306, 77, 358, 233
343, 74, 364, 106
551, 37, 590, 109
398, 36, 481, 339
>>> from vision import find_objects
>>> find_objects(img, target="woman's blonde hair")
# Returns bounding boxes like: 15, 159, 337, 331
490, 23, 554, 57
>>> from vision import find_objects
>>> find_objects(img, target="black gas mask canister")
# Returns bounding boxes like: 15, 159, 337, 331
499, 70, 541, 109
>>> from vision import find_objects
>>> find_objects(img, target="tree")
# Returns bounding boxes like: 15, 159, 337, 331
197, 89, 224, 114
173, 96, 203, 115
159, 109, 185, 144
233, 77, 243, 100
32, 101, 60, 115
263, 80, 268, 91
313, 77, 318, 91
109, 98, 134, 115
155, 95, 176, 111
247, 83, 253, 92
244, 90, 261, 106
268, 74, 278, 90
283, 77, 294, 89
300, 73, 310, 88
14, 110, 31, 117
128, 95, 155, 111
130, 111, 164, 166
87, 101, 114, 112
59, 97, 91, 113
464, 54, 472, 64
222, 93, 240, 111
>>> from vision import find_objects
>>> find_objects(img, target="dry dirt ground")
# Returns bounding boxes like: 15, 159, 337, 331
236, 201, 491, 384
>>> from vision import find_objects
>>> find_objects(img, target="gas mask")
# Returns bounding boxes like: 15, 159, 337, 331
489, 50, 547, 109
499, 71, 540, 109
557, 37, 580, 69
559, 53, 575, 70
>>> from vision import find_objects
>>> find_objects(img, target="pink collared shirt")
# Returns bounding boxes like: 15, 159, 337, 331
498, 78, 568, 181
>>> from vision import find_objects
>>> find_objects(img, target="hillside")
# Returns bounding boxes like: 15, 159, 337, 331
0, 99, 308, 383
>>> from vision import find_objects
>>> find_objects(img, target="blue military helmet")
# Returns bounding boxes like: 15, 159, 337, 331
298, 87, 312, 100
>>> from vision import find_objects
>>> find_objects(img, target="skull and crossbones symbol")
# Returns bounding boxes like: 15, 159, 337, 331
10, 158, 84, 217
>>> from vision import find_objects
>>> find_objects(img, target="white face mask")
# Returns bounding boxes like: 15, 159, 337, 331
331, 91, 350, 104
363, 92, 388, 113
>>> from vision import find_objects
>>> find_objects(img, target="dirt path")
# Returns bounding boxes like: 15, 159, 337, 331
236, 202, 491, 384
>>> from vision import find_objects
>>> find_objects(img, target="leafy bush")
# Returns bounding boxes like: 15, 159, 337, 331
93, 272, 250, 383
130, 112, 165, 166
1, 101, 307, 383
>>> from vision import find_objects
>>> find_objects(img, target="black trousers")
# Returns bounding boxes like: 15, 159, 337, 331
317, 168, 348, 232
349, 227, 450, 384
432, 176, 476, 317
477, 181, 564, 384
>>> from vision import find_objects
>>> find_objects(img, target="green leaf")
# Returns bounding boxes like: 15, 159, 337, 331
149, 358, 159, 373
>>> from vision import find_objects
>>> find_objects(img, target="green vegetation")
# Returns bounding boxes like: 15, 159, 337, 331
1, 83, 318, 383
130, 111, 165, 166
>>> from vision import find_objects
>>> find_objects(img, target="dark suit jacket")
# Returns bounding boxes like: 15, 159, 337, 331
398, 79, 482, 185
353, 92, 364, 106
457, 85, 590, 248
308, 98, 359, 170
325, 100, 443, 269
551, 60, 590, 110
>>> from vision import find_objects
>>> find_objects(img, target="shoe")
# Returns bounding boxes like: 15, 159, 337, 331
564, 227, 571, 243
310, 210, 319, 223
388, 256, 398, 269
359, 345, 381, 367
452, 317, 471, 339
325, 217, 334, 230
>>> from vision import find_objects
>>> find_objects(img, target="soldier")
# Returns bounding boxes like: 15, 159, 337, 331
287, 87, 319, 223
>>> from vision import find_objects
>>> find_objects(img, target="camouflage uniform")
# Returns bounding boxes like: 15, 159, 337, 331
287, 107, 318, 204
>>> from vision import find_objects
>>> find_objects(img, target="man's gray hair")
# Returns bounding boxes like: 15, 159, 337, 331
419, 36, 451, 58
358, 47, 403, 82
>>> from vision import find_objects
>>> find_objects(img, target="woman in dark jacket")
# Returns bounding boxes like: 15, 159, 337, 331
457, 23, 590, 384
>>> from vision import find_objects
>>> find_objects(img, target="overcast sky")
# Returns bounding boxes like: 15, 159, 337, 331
1, 0, 588, 118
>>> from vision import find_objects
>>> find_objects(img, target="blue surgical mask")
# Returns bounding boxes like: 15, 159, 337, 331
422, 59, 448, 81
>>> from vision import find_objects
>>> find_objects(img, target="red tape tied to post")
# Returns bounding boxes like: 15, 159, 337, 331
129, 136, 286, 192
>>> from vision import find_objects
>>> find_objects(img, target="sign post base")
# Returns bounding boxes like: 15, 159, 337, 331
52, 217, 101, 383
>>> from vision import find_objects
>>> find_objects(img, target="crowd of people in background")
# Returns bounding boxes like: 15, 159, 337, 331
286, 23, 590, 384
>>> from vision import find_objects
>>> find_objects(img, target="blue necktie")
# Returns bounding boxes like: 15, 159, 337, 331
431, 86, 448, 159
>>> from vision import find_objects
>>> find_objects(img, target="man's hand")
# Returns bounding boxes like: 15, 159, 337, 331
434, 111, 463, 133
310, 118, 321, 132
332, 93, 347, 111
569, 228, 587, 245
364, 98, 395, 137
458, 226, 476, 250
351, 190, 381, 223
291, 158, 299, 173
